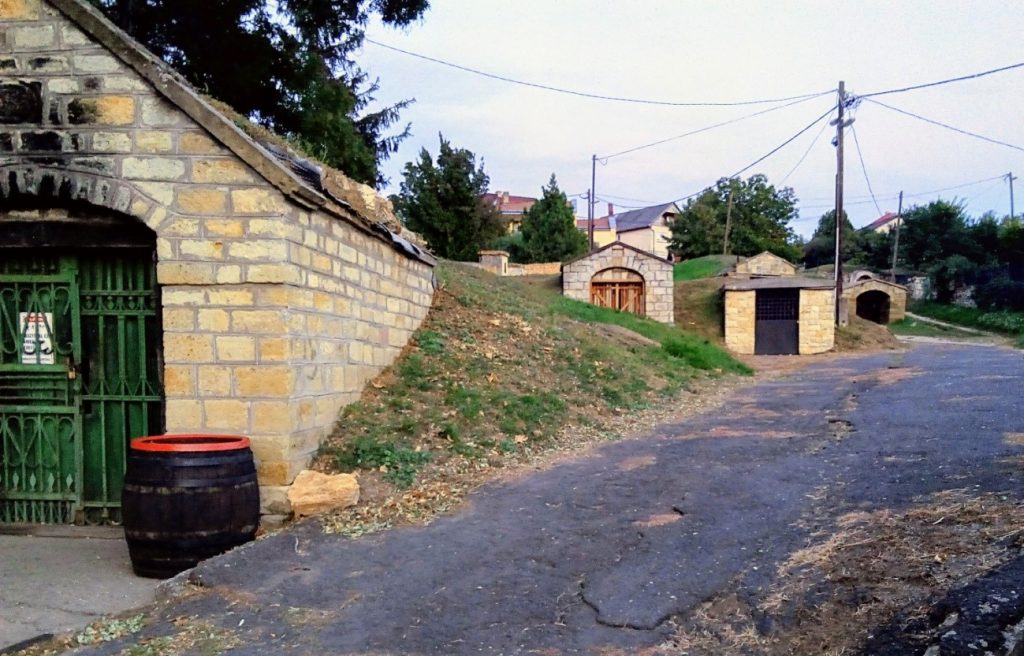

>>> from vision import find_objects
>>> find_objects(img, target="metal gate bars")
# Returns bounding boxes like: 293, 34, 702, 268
0, 251, 163, 524
754, 289, 800, 355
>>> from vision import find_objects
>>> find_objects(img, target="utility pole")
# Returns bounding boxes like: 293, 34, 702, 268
589, 154, 597, 250
890, 190, 903, 282
832, 81, 851, 326
1007, 172, 1017, 220
722, 181, 735, 256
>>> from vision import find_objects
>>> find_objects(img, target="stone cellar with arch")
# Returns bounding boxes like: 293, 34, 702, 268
0, 0, 435, 524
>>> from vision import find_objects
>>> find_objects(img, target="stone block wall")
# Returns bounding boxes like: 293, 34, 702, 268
521, 262, 562, 276
723, 290, 755, 354
562, 243, 674, 324
0, 0, 435, 513
735, 252, 797, 276
476, 251, 562, 278
798, 288, 835, 354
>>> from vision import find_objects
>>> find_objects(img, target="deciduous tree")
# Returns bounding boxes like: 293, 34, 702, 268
670, 174, 801, 261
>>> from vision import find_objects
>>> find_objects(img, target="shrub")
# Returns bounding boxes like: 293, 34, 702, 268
973, 278, 1024, 312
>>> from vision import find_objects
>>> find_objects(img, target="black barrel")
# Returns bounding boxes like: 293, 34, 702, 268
122, 434, 260, 579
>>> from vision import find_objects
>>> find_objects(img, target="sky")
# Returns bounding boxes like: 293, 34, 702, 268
360, 1, 1024, 239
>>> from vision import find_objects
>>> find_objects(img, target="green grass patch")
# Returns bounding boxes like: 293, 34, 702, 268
551, 295, 750, 374
673, 255, 737, 281
324, 436, 432, 488
909, 301, 1024, 337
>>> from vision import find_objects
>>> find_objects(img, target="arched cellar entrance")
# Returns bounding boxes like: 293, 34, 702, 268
590, 268, 645, 316
0, 202, 163, 525
856, 289, 891, 324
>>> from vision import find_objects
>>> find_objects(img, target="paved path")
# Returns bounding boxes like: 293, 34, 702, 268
0, 528, 157, 651
37, 343, 1024, 654
904, 311, 997, 336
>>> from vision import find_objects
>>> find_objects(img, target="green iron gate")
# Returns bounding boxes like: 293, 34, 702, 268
0, 251, 162, 524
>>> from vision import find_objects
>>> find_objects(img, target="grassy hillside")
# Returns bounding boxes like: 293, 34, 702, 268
673, 254, 739, 281
674, 278, 727, 344
315, 263, 749, 534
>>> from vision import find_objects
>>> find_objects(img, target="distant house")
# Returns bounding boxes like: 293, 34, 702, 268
574, 216, 617, 248
481, 191, 536, 233
863, 211, 900, 234
607, 202, 680, 259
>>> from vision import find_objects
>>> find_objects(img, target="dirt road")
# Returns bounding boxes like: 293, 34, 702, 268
59, 343, 1024, 655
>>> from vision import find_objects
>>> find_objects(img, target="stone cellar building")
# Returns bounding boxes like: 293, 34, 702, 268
561, 241, 674, 324
724, 277, 835, 356
0, 0, 435, 524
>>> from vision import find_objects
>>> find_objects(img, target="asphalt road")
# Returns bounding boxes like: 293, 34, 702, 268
65, 343, 1024, 655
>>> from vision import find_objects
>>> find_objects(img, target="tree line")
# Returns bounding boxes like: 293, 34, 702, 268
89, 3, 1022, 296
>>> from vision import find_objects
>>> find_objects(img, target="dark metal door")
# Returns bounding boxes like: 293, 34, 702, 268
755, 289, 799, 355
1, 251, 162, 524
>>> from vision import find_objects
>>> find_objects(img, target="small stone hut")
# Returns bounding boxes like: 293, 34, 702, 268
733, 251, 798, 277
843, 276, 907, 324
0, 0, 435, 524
562, 241, 673, 324
724, 277, 835, 355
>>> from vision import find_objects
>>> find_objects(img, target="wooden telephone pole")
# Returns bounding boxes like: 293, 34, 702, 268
832, 81, 849, 326
722, 182, 735, 255
890, 190, 903, 282
588, 154, 597, 250
1007, 172, 1018, 221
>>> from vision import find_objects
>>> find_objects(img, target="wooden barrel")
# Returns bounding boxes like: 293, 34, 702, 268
122, 434, 260, 579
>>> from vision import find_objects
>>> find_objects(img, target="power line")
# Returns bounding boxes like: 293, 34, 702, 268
663, 104, 838, 204
596, 192, 659, 204
599, 93, 833, 159
903, 175, 1007, 199
850, 123, 882, 215
796, 174, 1008, 211
721, 105, 839, 184
800, 174, 1007, 202
860, 61, 1024, 99
364, 38, 834, 107
780, 108, 834, 184
864, 98, 1024, 153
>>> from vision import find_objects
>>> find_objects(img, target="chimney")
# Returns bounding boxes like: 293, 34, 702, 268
501, 191, 510, 204
607, 202, 614, 217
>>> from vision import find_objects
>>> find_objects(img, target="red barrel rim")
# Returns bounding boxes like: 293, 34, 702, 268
131, 434, 251, 452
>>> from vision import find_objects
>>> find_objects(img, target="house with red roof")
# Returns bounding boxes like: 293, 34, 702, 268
862, 211, 900, 234
481, 191, 536, 233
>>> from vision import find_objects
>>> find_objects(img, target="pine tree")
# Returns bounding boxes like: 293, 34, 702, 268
392, 135, 504, 261
520, 175, 587, 263
90, 0, 428, 186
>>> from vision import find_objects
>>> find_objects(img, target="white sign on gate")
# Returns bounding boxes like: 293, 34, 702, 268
20, 312, 55, 365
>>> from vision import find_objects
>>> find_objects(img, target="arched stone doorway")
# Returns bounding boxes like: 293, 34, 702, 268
590, 267, 645, 316
0, 199, 163, 525
856, 289, 891, 324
